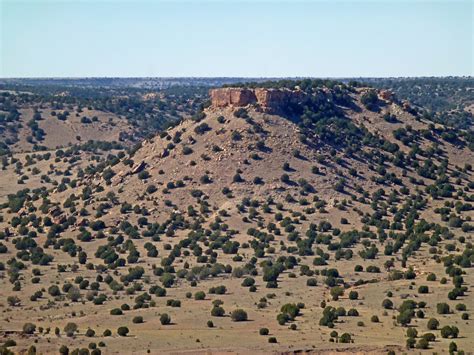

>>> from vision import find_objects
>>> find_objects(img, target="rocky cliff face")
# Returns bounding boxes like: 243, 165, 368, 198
209, 87, 307, 114
210, 88, 257, 108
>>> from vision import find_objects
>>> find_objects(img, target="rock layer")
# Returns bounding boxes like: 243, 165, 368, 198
210, 87, 307, 114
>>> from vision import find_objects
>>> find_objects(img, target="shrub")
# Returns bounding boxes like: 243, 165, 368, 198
280, 303, 300, 319
231, 309, 248, 322
306, 278, 317, 287
85, 328, 95, 337
48, 285, 61, 297
64, 322, 78, 337
437, 303, 450, 314
418, 285, 429, 294
259, 328, 269, 335
117, 326, 129, 336
330, 286, 344, 301
242, 277, 255, 287
194, 291, 206, 300
4, 339, 16, 347
349, 291, 358, 300
427, 318, 439, 330
110, 308, 123, 315
160, 313, 171, 325
268, 337, 277, 343
211, 306, 225, 317
132, 316, 144, 324
416, 338, 429, 349
138, 171, 150, 180
406, 337, 416, 349
406, 328, 418, 338
422, 333, 435, 342
371, 315, 379, 323
22, 323, 36, 334
339, 333, 352, 343
182, 146, 193, 155
361, 89, 378, 110
347, 308, 359, 316
441, 325, 459, 338
382, 299, 393, 309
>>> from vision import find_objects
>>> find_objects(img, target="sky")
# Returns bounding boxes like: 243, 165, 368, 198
0, 0, 472, 78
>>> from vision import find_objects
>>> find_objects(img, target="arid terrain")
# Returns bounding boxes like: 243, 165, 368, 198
0, 78, 473, 355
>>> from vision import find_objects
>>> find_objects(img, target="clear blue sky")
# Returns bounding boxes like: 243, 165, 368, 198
1, 0, 472, 77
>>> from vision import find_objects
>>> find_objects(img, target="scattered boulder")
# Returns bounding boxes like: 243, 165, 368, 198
131, 161, 146, 174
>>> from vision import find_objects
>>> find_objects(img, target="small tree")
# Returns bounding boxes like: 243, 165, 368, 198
330, 286, 344, 301
160, 313, 171, 325
132, 316, 144, 324
416, 338, 429, 349
23, 323, 36, 335
211, 306, 225, 317
349, 291, 358, 300
194, 291, 206, 300
231, 309, 248, 322
63, 322, 78, 337
339, 333, 352, 343
437, 303, 450, 314
427, 318, 439, 330
406, 328, 418, 338
117, 326, 129, 336
382, 299, 393, 309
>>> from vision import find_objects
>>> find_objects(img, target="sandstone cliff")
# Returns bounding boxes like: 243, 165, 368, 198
209, 87, 307, 114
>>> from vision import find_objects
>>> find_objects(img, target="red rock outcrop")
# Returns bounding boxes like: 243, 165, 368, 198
378, 89, 394, 101
210, 87, 307, 114
210, 88, 257, 108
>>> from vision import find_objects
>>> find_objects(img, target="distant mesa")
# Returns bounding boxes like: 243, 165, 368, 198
209, 87, 308, 114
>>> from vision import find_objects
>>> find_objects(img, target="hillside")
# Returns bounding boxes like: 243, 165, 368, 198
0, 85, 207, 154
0, 80, 473, 355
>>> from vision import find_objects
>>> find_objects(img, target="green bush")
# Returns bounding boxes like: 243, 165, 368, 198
418, 285, 429, 294
349, 290, 358, 300
110, 308, 123, 315
416, 338, 429, 349
22, 323, 36, 334
406, 328, 418, 338
382, 299, 393, 309
160, 313, 171, 325
427, 318, 439, 330
194, 291, 206, 300
231, 309, 248, 322
339, 333, 351, 343
117, 326, 129, 336
437, 303, 450, 314
211, 306, 225, 317
132, 316, 144, 324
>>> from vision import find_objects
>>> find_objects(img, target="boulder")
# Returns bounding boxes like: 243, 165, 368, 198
131, 161, 146, 174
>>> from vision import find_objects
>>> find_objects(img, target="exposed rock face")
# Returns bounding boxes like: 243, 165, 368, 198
210, 87, 307, 114
210, 88, 257, 108
378, 89, 394, 101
